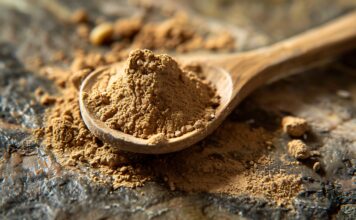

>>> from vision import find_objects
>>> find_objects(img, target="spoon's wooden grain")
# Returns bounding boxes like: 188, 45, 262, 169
80, 11, 356, 154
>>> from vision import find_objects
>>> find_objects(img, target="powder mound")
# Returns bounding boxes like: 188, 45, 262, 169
86, 49, 219, 139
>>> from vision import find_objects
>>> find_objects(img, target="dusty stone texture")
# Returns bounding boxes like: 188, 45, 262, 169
0, 0, 355, 219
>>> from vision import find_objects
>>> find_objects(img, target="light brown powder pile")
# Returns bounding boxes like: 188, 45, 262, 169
85, 49, 219, 139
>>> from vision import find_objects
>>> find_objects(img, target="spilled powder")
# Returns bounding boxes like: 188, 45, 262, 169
38, 78, 150, 188
37, 72, 302, 205
35, 57, 303, 206
151, 122, 303, 206
85, 49, 219, 139
132, 14, 235, 52
78, 11, 235, 52
32, 11, 302, 207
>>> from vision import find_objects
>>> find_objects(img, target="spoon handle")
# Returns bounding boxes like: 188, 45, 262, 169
224, 11, 356, 101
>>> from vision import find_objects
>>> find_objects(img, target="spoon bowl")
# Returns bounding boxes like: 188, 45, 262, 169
80, 11, 356, 154
79, 63, 233, 154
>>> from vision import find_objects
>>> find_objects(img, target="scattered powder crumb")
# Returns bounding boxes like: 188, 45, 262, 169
114, 17, 143, 39
77, 24, 90, 39
265, 140, 274, 150
39, 94, 57, 105
34, 87, 45, 97
39, 67, 69, 88
147, 133, 168, 145
71, 11, 235, 52
40, 80, 150, 188
85, 49, 219, 139
90, 23, 114, 45
34, 88, 56, 105
282, 116, 309, 137
132, 14, 235, 52
205, 31, 235, 51
287, 139, 310, 160
34, 49, 150, 188
71, 9, 89, 24
133, 14, 200, 52
51, 51, 66, 62
151, 123, 303, 207
245, 172, 302, 207
313, 161, 321, 172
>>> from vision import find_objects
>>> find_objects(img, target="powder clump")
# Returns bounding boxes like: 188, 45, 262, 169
282, 116, 309, 137
86, 49, 219, 139
287, 139, 310, 160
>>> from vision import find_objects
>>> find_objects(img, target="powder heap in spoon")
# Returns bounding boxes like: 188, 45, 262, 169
85, 49, 219, 142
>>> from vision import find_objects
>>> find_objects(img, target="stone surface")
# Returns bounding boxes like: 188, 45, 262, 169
0, 0, 355, 219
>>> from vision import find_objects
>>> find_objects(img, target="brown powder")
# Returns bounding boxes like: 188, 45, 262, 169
287, 139, 310, 160
39, 75, 150, 188
76, 24, 90, 39
36, 77, 302, 206
85, 49, 219, 139
89, 23, 114, 45
37, 82, 302, 205
133, 14, 202, 52
204, 31, 236, 51
34, 88, 56, 105
32, 11, 302, 207
32, 49, 151, 188
151, 122, 303, 207
114, 17, 143, 39
282, 116, 309, 137
79, 13, 235, 52
71, 9, 89, 24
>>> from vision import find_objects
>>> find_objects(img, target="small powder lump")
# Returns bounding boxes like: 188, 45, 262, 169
85, 49, 219, 140
287, 140, 310, 160
282, 116, 309, 137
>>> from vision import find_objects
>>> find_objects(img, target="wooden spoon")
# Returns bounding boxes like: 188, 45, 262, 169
80, 12, 356, 154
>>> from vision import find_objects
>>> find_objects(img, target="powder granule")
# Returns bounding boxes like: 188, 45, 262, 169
287, 139, 310, 160
133, 15, 203, 52
86, 49, 219, 139
282, 116, 309, 137
114, 17, 143, 39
